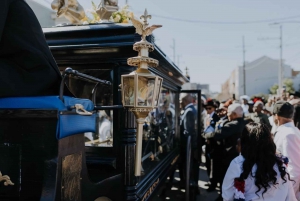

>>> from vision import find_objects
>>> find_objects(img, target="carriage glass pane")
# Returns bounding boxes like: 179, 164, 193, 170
140, 88, 176, 175
85, 110, 113, 147
65, 69, 114, 147
137, 76, 156, 107
67, 69, 113, 106
154, 78, 162, 107
123, 76, 135, 106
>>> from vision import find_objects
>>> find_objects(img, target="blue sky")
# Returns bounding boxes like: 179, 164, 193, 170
46, 0, 300, 92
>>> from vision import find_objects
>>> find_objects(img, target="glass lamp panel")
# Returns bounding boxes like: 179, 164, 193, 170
122, 75, 135, 107
137, 75, 156, 107
153, 77, 163, 107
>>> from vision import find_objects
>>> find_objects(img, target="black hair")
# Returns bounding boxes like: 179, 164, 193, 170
293, 105, 300, 129
239, 123, 291, 197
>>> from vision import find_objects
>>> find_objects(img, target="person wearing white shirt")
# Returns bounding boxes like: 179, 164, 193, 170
268, 115, 278, 136
273, 101, 300, 200
241, 102, 249, 116
223, 123, 296, 201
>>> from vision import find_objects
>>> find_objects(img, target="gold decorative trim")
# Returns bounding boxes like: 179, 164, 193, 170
128, 108, 153, 113
0, 172, 14, 186
158, 146, 163, 154
141, 178, 160, 201
127, 57, 158, 67
61, 153, 82, 201
133, 41, 154, 52
171, 155, 180, 166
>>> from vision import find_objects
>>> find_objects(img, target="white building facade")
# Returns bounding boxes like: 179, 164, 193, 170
219, 56, 300, 100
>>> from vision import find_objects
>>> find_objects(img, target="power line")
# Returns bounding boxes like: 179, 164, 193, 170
287, 50, 300, 61
284, 41, 300, 47
149, 14, 300, 25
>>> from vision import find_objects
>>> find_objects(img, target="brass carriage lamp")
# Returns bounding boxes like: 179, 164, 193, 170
121, 9, 163, 176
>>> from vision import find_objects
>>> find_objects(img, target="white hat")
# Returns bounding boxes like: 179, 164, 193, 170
254, 101, 264, 107
240, 95, 250, 101
227, 103, 244, 117
201, 96, 207, 104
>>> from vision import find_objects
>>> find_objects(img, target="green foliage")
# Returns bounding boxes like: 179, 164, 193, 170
269, 84, 278, 95
84, 2, 129, 24
269, 79, 295, 94
111, 5, 130, 23
92, 1, 97, 10
284, 78, 295, 94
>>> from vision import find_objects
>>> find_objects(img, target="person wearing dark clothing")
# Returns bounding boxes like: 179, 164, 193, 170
202, 110, 228, 192
179, 93, 198, 194
289, 94, 300, 130
249, 101, 271, 129
0, 0, 61, 97
201, 100, 220, 189
294, 104, 300, 129
213, 103, 246, 201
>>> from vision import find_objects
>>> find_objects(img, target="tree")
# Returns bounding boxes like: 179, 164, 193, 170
269, 84, 278, 95
284, 78, 295, 94
269, 79, 295, 94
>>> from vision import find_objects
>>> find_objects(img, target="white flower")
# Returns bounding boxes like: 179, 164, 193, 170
114, 14, 121, 22
234, 189, 245, 199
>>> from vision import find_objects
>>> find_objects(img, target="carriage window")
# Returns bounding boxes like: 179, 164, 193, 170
140, 88, 176, 174
85, 110, 113, 147
67, 69, 113, 106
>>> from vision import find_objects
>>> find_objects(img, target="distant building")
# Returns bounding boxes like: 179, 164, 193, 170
219, 56, 300, 100
182, 83, 211, 97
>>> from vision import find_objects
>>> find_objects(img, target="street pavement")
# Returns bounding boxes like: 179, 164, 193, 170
153, 156, 220, 201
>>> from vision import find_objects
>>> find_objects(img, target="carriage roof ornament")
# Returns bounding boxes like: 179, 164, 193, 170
51, 0, 86, 24
127, 9, 162, 68
140, 9, 151, 28
129, 9, 162, 41
96, 0, 119, 23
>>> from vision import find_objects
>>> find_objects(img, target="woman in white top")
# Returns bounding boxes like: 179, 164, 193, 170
222, 123, 296, 201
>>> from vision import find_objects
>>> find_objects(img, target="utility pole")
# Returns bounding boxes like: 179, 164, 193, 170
243, 36, 246, 95
267, 23, 289, 96
279, 25, 283, 95
125, 0, 128, 4
170, 39, 176, 64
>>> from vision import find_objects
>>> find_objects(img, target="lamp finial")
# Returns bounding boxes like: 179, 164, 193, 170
140, 9, 151, 28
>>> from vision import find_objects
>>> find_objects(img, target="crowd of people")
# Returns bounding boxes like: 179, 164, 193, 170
179, 92, 300, 201
200, 92, 300, 201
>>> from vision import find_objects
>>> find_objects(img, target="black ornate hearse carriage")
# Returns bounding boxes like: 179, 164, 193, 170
0, 23, 201, 201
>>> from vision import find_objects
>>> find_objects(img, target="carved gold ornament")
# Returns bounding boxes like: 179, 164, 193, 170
171, 155, 180, 166
129, 108, 153, 113
51, 0, 86, 24
158, 146, 163, 153
141, 178, 159, 201
127, 57, 158, 68
150, 154, 155, 161
133, 41, 154, 52
129, 10, 162, 41
0, 172, 14, 186
157, 137, 161, 144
